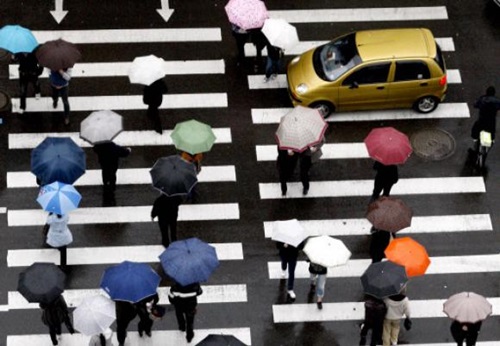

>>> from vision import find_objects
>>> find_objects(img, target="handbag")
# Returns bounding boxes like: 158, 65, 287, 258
148, 305, 166, 320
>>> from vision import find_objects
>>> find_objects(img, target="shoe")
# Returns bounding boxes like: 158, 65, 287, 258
281, 270, 287, 278
317, 301, 323, 310
64, 117, 70, 125
281, 190, 286, 196
263, 76, 270, 83
145, 331, 152, 337
179, 325, 186, 332
310, 283, 316, 292
35, 93, 41, 99
186, 331, 194, 343
138, 330, 143, 337
53, 101, 58, 108
18, 108, 24, 114
271, 74, 278, 80
302, 187, 309, 195
288, 290, 296, 300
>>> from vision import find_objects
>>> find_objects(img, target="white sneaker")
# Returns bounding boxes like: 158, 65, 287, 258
281, 270, 287, 278
271, 74, 278, 80
35, 93, 41, 99
288, 290, 296, 299
263, 77, 270, 83
18, 108, 24, 114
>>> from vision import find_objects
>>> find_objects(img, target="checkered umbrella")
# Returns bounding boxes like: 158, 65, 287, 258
225, 0, 268, 30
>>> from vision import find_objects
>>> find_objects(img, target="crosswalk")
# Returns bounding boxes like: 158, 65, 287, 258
2, 2, 499, 345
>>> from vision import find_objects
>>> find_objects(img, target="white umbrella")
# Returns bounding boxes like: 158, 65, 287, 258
262, 18, 299, 51
271, 219, 308, 247
128, 54, 166, 86
73, 294, 116, 336
303, 235, 351, 267
80, 110, 123, 145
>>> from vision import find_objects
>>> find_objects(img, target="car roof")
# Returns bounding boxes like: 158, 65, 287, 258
355, 28, 437, 61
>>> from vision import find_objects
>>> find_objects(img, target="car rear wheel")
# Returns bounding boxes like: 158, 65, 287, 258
310, 101, 335, 118
414, 96, 439, 113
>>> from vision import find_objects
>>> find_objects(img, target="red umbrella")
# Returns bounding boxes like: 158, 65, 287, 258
384, 237, 430, 277
366, 196, 413, 232
364, 127, 412, 165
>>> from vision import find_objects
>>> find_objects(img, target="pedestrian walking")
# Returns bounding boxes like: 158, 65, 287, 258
470, 86, 500, 152
168, 281, 203, 343
382, 290, 412, 346
369, 227, 393, 263
248, 28, 267, 72
13, 51, 43, 113
49, 68, 72, 125
143, 78, 168, 134
115, 300, 137, 346
450, 320, 482, 346
276, 240, 303, 301
39, 295, 75, 346
45, 213, 73, 271
135, 293, 159, 338
371, 161, 399, 202
360, 295, 387, 346
88, 328, 114, 346
264, 43, 283, 82
151, 194, 183, 248
308, 261, 327, 310
299, 138, 325, 195
230, 23, 249, 66
93, 141, 131, 193
277, 148, 299, 196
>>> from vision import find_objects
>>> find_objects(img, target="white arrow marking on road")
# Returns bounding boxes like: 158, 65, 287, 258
7, 203, 240, 226
50, 0, 68, 24
251, 103, 470, 124
273, 297, 500, 322
263, 214, 493, 238
7, 243, 244, 267
259, 177, 485, 199
157, 0, 175, 21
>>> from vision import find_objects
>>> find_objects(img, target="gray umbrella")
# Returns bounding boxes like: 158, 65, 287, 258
360, 261, 408, 299
80, 110, 123, 145
150, 155, 198, 196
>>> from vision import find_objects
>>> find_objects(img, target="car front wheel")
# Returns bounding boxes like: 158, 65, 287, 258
310, 101, 335, 118
414, 96, 439, 113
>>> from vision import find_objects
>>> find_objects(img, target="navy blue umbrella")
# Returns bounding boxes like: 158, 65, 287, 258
100, 261, 160, 303
31, 137, 86, 185
159, 238, 219, 286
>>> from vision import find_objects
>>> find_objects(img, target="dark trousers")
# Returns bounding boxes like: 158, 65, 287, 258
138, 316, 154, 336
101, 166, 118, 190
48, 324, 62, 345
147, 105, 162, 134
55, 246, 67, 270
452, 333, 479, 346
19, 76, 40, 110
117, 318, 134, 345
159, 218, 177, 247
232, 31, 248, 64
174, 304, 196, 336
371, 181, 394, 200
280, 257, 297, 291
360, 320, 383, 346
51, 86, 70, 117
299, 156, 312, 190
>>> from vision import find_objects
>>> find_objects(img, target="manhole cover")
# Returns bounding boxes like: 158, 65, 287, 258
410, 128, 456, 161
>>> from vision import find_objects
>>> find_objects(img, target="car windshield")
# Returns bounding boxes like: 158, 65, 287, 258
312, 33, 361, 82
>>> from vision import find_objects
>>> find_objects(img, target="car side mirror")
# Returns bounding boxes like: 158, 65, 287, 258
349, 81, 359, 89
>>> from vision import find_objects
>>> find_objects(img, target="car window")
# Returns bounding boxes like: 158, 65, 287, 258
342, 63, 391, 86
394, 61, 431, 81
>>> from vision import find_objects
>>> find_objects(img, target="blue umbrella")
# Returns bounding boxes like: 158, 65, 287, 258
159, 237, 219, 286
37, 181, 82, 215
0, 25, 38, 53
31, 137, 86, 185
100, 261, 160, 303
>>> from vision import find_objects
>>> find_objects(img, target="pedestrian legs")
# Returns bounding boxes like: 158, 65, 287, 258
300, 156, 312, 194
232, 31, 248, 65
48, 324, 59, 345
286, 259, 297, 291
382, 183, 393, 197
19, 78, 29, 111
57, 246, 67, 270
138, 316, 153, 337
159, 223, 170, 248
185, 307, 196, 341
382, 319, 400, 346
168, 217, 177, 242
101, 167, 117, 190
116, 320, 131, 345
147, 105, 162, 134
371, 180, 384, 201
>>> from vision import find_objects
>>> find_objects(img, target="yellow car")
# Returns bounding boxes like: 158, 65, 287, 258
287, 28, 447, 116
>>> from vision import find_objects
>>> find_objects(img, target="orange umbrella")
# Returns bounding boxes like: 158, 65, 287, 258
384, 237, 430, 277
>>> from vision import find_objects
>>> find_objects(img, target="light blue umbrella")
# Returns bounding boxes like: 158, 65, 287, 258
159, 237, 219, 286
0, 25, 38, 54
36, 181, 82, 215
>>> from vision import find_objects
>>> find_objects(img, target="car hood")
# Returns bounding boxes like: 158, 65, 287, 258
287, 49, 323, 90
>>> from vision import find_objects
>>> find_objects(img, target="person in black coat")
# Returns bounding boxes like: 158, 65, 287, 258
360, 295, 387, 346
143, 78, 168, 134
230, 24, 249, 66
13, 51, 43, 113
369, 227, 393, 263
277, 148, 299, 196
371, 161, 399, 202
39, 295, 74, 346
93, 141, 131, 192
248, 28, 267, 72
471, 86, 500, 151
264, 44, 283, 81
450, 320, 482, 346
135, 292, 160, 338
115, 300, 137, 346
168, 282, 203, 343
151, 194, 183, 247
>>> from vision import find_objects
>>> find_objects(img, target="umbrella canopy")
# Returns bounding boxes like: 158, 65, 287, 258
36, 39, 81, 70
384, 237, 431, 277
171, 119, 217, 155
100, 261, 161, 303
366, 196, 413, 233
150, 155, 198, 196
128, 54, 166, 86
261, 18, 299, 51
73, 294, 116, 336
159, 237, 219, 286
36, 181, 82, 215
196, 334, 248, 346
225, 0, 268, 30
364, 127, 412, 165
361, 261, 408, 299
31, 137, 86, 185
271, 219, 308, 248
275, 106, 328, 153
303, 235, 351, 268
17, 262, 65, 304
0, 25, 38, 54
443, 292, 492, 323
80, 110, 123, 145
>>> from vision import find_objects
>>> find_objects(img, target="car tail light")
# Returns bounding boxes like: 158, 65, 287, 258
439, 75, 447, 86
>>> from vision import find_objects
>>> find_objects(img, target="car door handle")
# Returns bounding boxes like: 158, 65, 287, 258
376, 86, 385, 90
420, 82, 428, 86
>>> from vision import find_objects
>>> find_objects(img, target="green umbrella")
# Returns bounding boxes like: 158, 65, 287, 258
170, 119, 216, 155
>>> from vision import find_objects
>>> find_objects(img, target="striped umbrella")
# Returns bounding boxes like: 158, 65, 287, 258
36, 181, 82, 215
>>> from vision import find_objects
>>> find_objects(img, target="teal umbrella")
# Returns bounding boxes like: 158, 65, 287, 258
170, 119, 216, 155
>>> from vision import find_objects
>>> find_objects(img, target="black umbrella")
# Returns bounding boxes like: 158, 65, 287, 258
360, 261, 408, 299
196, 334, 248, 346
150, 155, 198, 196
17, 262, 66, 304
